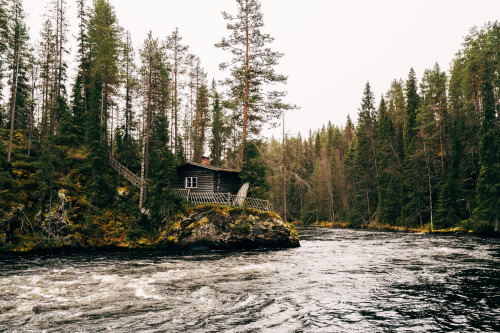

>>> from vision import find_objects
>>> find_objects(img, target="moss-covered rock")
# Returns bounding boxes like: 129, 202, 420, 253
160, 204, 300, 250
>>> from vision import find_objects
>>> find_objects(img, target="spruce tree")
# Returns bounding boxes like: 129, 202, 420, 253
87, 0, 121, 146
67, 0, 89, 148
348, 83, 378, 225
85, 73, 111, 206
400, 68, 422, 227
210, 87, 229, 167
376, 97, 401, 225
474, 66, 500, 232
435, 120, 467, 228
193, 82, 209, 163
240, 140, 270, 200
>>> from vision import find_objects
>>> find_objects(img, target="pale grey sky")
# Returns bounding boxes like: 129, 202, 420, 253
23, 0, 500, 137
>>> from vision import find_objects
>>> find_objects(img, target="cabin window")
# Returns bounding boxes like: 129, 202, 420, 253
185, 177, 198, 188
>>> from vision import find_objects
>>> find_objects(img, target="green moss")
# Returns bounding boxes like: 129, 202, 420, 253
231, 220, 253, 236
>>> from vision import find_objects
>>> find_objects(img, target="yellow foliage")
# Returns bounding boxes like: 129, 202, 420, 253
168, 236, 178, 243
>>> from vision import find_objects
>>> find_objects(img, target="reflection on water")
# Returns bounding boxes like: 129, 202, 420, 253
0, 227, 499, 332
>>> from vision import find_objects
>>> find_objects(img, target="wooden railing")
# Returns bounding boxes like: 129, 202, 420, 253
109, 156, 142, 188
173, 189, 274, 212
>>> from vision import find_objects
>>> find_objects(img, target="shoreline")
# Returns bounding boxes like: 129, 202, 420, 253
302, 221, 500, 238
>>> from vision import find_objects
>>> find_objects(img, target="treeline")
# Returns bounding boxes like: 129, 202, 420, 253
0, 0, 291, 223
265, 23, 499, 233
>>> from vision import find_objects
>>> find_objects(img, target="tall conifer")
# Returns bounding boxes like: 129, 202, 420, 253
401, 68, 421, 227
474, 66, 500, 232
376, 97, 401, 224
216, 0, 294, 164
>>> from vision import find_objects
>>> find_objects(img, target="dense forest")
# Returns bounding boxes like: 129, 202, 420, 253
0, 0, 297, 250
265, 23, 499, 233
0, 0, 498, 252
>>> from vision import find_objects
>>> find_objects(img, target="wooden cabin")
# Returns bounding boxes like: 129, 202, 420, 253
175, 161, 242, 194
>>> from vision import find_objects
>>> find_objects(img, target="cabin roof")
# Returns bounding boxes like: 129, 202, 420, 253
178, 162, 241, 174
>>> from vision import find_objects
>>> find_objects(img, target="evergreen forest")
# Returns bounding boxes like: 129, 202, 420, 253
266, 23, 499, 233
0, 0, 498, 252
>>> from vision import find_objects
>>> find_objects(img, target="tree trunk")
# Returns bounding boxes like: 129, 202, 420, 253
495, 213, 498, 233
174, 46, 178, 154
144, 55, 153, 198
28, 70, 36, 157
242, 8, 250, 164
282, 117, 287, 222
51, 0, 60, 135
7, 40, 20, 163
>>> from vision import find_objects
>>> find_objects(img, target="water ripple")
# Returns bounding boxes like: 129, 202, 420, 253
0, 227, 499, 332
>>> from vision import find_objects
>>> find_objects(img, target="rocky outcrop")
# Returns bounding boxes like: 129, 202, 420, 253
41, 189, 71, 240
161, 205, 300, 250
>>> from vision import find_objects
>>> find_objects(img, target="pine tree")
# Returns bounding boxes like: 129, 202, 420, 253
216, 0, 294, 164
165, 28, 188, 155
6, 0, 30, 163
37, 19, 55, 137
118, 30, 139, 169
47, 0, 69, 135
139, 31, 159, 209
138, 31, 172, 209
0, 0, 9, 112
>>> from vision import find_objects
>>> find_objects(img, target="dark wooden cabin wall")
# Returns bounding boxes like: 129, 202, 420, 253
219, 172, 241, 194
175, 166, 215, 193
175, 165, 242, 195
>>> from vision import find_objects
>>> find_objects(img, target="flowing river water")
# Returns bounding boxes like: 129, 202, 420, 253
0, 227, 499, 332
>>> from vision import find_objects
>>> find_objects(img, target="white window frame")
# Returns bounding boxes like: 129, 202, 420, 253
185, 177, 198, 189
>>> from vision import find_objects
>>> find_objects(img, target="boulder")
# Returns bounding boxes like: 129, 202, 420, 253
162, 205, 300, 250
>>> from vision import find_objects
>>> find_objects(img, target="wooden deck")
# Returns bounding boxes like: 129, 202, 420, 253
173, 189, 275, 212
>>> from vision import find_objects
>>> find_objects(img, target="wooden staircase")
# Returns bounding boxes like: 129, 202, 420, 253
109, 156, 142, 188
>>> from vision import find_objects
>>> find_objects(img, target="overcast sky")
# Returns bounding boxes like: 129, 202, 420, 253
23, 0, 500, 138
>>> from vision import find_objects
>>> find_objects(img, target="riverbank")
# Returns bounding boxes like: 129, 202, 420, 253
310, 221, 499, 237
1, 134, 299, 254
0, 204, 300, 254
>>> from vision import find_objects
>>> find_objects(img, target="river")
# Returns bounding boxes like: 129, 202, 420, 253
0, 227, 499, 332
